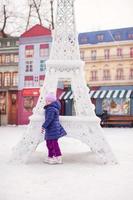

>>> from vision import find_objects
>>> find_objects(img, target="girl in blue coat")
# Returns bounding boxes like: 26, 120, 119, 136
42, 93, 67, 164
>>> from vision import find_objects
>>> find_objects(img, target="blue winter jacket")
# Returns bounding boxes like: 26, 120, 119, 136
42, 101, 67, 140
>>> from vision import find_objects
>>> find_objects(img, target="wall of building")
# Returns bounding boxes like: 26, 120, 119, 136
0, 36, 19, 125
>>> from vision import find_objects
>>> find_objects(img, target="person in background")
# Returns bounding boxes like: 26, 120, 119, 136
42, 93, 67, 164
100, 110, 108, 127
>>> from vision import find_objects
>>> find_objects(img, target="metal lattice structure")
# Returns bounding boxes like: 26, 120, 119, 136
13, 0, 117, 164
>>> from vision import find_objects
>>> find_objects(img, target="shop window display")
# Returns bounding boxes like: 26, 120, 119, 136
24, 96, 34, 112
102, 98, 130, 115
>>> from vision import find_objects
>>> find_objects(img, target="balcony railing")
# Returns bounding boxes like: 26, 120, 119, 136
82, 54, 133, 62
89, 75, 133, 82
115, 75, 125, 80
129, 76, 133, 80
0, 62, 18, 66
103, 76, 111, 81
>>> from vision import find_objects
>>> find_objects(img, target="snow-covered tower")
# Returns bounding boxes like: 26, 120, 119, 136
13, 0, 117, 164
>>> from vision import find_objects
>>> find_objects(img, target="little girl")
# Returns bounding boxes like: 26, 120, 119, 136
42, 93, 67, 164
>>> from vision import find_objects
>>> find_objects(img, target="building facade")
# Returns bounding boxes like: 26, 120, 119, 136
78, 27, 133, 121
1, 26, 133, 125
0, 35, 19, 125
18, 24, 64, 124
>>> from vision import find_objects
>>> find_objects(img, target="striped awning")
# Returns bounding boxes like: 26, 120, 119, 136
59, 89, 133, 100
90, 89, 133, 99
59, 90, 73, 100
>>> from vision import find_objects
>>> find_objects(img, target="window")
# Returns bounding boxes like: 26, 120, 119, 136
91, 50, 97, 60
39, 75, 45, 86
40, 60, 46, 72
130, 47, 133, 58
24, 76, 33, 87
114, 33, 121, 40
0, 55, 2, 64
97, 34, 104, 42
102, 98, 130, 115
12, 72, 18, 86
0, 73, 2, 87
129, 68, 133, 79
80, 51, 85, 60
7, 41, 10, 46
116, 68, 124, 80
0, 92, 6, 114
40, 44, 49, 57
5, 55, 10, 63
103, 70, 110, 80
90, 70, 98, 81
25, 45, 34, 58
80, 37, 88, 44
10, 54, 17, 63
128, 33, 133, 39
16, 40, 19, 46
2, 54, 5, 63
117, 48, 123, 57
104, 49, 110, 59
14, 54, 19, 63
4, 72, 11, 86
25, 61, 33, 72
10, 54, 13, 63
34, 76, 39, 87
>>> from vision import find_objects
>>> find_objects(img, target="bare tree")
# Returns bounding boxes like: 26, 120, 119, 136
0, 0, 25, 36
25, 0, 55, 31
0, 0, 55, 36
0, 1, 12, 37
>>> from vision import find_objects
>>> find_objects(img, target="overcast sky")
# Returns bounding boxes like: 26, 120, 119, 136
3, 0, 133, 34
75, 0, 133, 32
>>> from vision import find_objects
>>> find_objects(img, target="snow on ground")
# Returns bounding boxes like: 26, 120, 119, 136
0, 126, 133, 200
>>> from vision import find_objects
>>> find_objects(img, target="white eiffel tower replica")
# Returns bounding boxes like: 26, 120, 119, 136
13, 0, 117, 164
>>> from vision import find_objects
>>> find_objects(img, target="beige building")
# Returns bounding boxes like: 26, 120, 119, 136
80, 40, 133, 87
78, 27, 133, 126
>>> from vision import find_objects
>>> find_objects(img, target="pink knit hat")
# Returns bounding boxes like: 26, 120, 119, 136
45, 93, 57, 102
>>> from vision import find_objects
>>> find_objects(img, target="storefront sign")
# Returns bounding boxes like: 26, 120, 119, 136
22, 89, 40, 96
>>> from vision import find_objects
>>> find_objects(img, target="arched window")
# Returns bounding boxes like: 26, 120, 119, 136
103, 69, 110, 80
90, 70, 98, 81
129, 68, 133, 79
116, 68, 124, 80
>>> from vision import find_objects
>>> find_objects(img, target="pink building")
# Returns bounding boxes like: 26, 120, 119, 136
18, 24, 63, 124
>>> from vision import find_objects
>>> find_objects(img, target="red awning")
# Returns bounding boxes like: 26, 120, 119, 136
25, 45, 34, 50
40, 44, 49, 49
24, 76, 33, 81
39, 75, 45, 80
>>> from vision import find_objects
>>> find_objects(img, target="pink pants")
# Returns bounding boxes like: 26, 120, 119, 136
46, 139, 62, 158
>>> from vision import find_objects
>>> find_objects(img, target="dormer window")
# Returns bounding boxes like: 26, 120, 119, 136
97, 34, 104, 42
114, 33, 121, 40
128, 33, 133, 39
